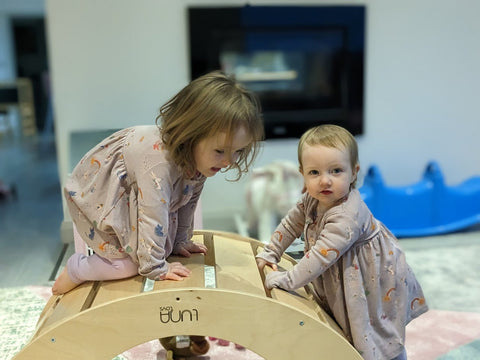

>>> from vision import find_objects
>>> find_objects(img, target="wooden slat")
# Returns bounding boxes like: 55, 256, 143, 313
271, 256, 330, 322
153, 235, 207, 290
91, 275, 145, 307
213, 234, 266, 296
36, 282, 96, 335
191, 233, 205, 243
256, 245, 328, 324
266, 268, 321, 321
198, 232, 215, 266
30, 294, 62, 341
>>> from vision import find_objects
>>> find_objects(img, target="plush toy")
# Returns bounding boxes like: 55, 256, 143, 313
159, 335, 210, 359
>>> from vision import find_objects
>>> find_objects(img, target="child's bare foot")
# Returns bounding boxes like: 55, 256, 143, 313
52, 266, 79, 295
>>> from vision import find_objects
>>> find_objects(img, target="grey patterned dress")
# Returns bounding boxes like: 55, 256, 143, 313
257, 189, 428, 359
64, 126, 206, 280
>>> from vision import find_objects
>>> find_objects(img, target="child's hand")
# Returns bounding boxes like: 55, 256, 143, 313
265, 270, 285, 290
174, 241, 208, 258
256, 257, 278, 272
162, 261, 192, 281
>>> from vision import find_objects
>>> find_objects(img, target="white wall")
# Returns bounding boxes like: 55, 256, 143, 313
45, 0, 480, 230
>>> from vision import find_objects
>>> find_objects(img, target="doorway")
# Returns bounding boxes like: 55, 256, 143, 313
12, 17, 50, 134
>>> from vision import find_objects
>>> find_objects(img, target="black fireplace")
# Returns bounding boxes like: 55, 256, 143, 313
188, 5, 365, 139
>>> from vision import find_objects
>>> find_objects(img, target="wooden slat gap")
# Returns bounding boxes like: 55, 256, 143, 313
80, 281, 102, 311
142, 277, 155, 293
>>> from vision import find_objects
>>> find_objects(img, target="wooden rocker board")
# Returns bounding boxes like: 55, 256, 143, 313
13, 230, 362, 360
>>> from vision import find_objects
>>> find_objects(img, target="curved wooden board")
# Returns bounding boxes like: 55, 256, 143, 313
13, 288, 361, 360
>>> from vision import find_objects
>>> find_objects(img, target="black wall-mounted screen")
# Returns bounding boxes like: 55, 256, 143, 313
188, 5, 365, 139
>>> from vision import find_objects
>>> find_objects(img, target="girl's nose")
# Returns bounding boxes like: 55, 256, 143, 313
319, 174, 332, 185
221, 156, 232, 167
222, 152, 238, 167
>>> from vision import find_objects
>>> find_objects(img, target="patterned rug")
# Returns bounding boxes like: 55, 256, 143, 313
1, 286, 49, 360
2, 286, 480, 360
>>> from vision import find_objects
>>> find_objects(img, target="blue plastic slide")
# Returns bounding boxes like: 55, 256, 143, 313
359, 161, 480, 237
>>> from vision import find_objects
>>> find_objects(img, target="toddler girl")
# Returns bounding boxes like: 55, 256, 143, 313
256, 124, 427, 360
53, 70, 264, 295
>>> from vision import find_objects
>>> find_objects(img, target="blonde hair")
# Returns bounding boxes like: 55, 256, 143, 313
156, 71, 264, 180
298, 124, 359, 187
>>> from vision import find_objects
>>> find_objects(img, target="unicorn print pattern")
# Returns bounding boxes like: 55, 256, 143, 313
64, 126, 206, 280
